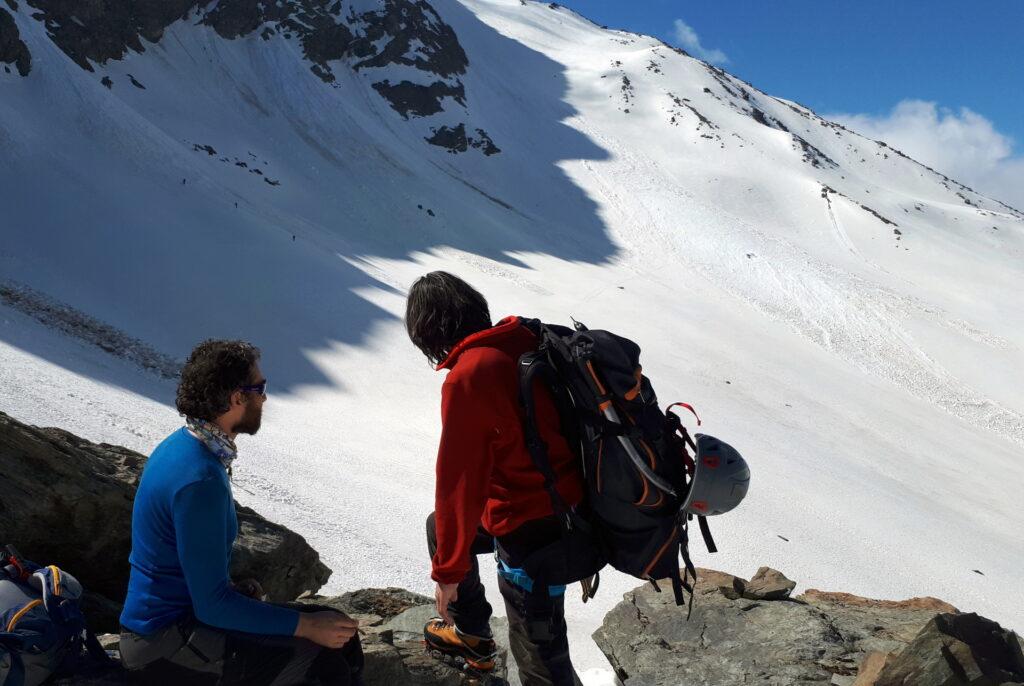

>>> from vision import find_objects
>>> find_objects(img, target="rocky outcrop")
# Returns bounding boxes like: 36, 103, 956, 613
23, 0, 195, 71
865, 612, 1024, 686
425, 123, 501, 155
0, 282, 182, 380
9, 0, 494, 153
297, 588, 511, 685
374, 79, 466, 119
595, 567, 1023, 686
0, 6, 30, 76
16, 0, 468, 111
0, 411, 331, 631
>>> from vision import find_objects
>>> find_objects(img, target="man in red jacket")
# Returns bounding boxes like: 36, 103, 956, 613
406, 271, 585, 686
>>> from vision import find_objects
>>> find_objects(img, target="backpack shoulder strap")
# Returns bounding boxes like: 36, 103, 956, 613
518, 348, 571, 524
697, 515, 717, 553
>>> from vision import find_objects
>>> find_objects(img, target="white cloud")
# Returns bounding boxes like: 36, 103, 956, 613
829, 100, 1024, 210
672, 19, 728, 65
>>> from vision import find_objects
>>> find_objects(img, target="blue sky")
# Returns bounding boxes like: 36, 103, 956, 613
555, 1, 1024, 207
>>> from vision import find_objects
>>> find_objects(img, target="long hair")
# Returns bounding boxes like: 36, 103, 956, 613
405, 271, 492, 366
176, 340, 260, 420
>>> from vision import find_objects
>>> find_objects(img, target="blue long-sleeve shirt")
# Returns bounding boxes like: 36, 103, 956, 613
120, 428, 299, 636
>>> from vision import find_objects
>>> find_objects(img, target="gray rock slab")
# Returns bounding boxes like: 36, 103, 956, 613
594, 568, 961, 686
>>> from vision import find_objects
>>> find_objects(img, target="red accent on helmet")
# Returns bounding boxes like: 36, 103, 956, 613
703, 454, 720, 469
692, 501, 708, 512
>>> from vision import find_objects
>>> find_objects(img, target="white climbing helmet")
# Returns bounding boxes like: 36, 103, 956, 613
681, 434, 750, 516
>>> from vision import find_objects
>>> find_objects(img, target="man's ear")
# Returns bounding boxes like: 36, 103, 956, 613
230, 390, 247, 407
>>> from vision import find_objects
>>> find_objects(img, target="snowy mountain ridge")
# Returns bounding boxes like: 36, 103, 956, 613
2, 1, 1022, 681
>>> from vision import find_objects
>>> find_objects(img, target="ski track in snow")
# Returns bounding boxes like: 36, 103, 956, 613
574, 121, 1024, 450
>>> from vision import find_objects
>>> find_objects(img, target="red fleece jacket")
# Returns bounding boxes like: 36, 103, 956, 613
431, 316, 584, 584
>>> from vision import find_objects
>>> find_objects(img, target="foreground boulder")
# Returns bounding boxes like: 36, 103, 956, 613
595, 567, 1023, 685
297, 588, 512, 685
866, 612, 1024, 686
0, 411, 331, 630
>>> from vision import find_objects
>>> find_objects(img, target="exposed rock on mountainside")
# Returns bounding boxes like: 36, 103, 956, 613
0, 411, 331, 631
22, 0, 195, 69
13, 0, 473, 124
0, 6, 31, 76
426, 123, 500, 155
595, 567, 1024, 685
10, 0, 492, 153
374, 78, 466, 118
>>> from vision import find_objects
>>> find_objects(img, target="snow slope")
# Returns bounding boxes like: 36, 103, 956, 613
2, 1, 1022, 682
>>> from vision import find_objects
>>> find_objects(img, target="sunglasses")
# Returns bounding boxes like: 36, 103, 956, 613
239, 379, 268, 397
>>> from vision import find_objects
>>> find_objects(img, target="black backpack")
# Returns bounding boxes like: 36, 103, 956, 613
517, 318, 717, 608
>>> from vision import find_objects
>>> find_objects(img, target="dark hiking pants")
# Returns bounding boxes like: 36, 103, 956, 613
426, 512, 583, 686
119, 603, 364, 686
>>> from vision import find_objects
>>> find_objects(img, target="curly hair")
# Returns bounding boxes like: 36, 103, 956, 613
405, 271, 491, 366
176, 340, 261, 421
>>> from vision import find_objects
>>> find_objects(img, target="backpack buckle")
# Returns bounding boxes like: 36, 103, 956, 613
3, 545, 27, 581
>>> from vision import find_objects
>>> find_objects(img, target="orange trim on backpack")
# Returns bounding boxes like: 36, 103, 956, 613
637, 439, 664, 508
49, 565, 61, 596
623, 367, 643, 401
6, 599, 42, 632
643, 528, 678, 578
585, 361, 608, 396
634, 473, 650, 506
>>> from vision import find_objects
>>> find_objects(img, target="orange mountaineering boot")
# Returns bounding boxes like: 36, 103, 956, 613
424, 618, 497, 673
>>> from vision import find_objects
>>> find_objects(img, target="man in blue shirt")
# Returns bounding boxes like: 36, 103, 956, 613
119, 339, 362, 685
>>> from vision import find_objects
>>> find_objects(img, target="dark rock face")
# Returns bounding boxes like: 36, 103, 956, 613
12, 0, 493, 152
425, 123, 500, 155
0, 411, 331, 631
201, 0, 356, 78
594, 567, 964, 686
23, 0, 195, 71
347, 0, 467, 78
0, 6, 31, 75
21, 0, 468, 106
374, 79, 465, 118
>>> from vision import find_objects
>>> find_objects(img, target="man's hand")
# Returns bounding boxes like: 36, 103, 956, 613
295, 611, 359, 649
233, 578, 265, 600
435, 582, 459, 625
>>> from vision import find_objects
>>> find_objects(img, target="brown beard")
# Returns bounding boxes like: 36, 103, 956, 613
233, 399, 263, 435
